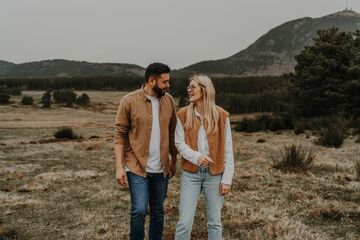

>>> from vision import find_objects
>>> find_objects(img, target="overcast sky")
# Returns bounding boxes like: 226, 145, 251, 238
1, 0, 360, 69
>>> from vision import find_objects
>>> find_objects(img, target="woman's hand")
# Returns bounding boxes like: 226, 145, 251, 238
197, 155, 214, 166
220, 183, 231, 195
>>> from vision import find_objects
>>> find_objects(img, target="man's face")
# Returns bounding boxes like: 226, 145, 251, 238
152, 73, 170, 97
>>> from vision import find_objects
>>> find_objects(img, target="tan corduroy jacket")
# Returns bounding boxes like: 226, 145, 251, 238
114, 87, 178, 177
177, 105, 229, 175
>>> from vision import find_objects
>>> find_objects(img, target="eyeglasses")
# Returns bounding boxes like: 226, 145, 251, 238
187, 85, 198, 91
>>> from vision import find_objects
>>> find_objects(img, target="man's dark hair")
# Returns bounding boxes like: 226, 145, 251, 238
145, 62, 170, 82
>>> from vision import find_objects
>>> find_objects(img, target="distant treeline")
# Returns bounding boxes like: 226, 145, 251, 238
0, 76, 143, 91
174, 76, 289, 114
0, 75, 288, 114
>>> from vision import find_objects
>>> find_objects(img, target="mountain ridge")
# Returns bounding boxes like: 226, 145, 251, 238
0, 59, 145, 78
184, 10, 360, 76
2, 10, 360, 78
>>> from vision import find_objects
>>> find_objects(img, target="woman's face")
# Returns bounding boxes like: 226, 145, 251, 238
187, 80, 203, 104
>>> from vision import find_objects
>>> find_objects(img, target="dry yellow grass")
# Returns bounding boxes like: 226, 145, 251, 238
1, 91, 360, 239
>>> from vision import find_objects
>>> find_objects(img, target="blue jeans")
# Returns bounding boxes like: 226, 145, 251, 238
127, 171, 169, 240
175, 167, 224, 240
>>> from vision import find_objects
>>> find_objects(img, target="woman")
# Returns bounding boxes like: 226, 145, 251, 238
174, 75, 234, 240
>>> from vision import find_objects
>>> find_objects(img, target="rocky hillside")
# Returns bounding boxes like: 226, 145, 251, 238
184, 10, 360, 76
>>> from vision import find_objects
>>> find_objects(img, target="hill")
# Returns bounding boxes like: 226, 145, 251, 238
184, 10, 360, 76
0, 59, 144, 78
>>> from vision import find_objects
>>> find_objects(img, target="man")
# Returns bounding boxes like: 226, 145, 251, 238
114, 62, 177, 240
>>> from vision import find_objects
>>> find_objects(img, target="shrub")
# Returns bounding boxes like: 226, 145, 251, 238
9, 88, 22, 96
41, 91, 52, 108
294, 116, 347, 136
294, 120, 307, 134
279, 113, 294, 129
42, 97, 52, 108
53, 89, 77, 106
21, 96, 34, 105
41, 90, 51, 102
348, 117, 360, 129
315, 127, 346, 148
234, 117, 258, 132
54, 127, 81, 140
269, 118, 285, 131
271, 144, 315, 173
0, 92, 10, 104
235, 114, 289, 133
76, 93, 90, 106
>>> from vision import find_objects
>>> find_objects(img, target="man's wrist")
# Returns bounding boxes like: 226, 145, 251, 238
116, 164, 125, 171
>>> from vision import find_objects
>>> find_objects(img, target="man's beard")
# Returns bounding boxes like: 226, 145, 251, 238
153, 85, 167, 97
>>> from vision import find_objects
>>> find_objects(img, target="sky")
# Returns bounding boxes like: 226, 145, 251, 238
1, 0, 360, 69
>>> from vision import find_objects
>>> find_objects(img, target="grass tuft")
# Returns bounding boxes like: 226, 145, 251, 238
271, 144, 314, 173
54, 127, 81, 140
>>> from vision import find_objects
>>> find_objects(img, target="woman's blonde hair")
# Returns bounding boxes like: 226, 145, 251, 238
184, 75, 219, 133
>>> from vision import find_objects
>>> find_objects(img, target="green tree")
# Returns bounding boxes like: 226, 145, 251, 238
53, 89, 77, 107
76, 93, 90, 106
0, 93, 10, 104
41, 90, 52, 108
21, 96, 34, 105
291, 27, 360, 118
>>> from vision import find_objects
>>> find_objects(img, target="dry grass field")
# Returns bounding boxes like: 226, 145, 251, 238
1, 91, 360, 240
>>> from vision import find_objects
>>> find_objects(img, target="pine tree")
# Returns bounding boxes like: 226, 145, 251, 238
291, 27, 360, 118
41, 90, 52, 108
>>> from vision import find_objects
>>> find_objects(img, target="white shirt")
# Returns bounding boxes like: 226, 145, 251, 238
175, 110, 234, 185
146, 95, 162, 173
125, 95, 162, 173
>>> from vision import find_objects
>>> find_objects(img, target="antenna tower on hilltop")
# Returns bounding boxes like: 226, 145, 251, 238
345, 0, 352, 11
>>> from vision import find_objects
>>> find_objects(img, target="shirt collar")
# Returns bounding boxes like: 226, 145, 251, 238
194, 108, 201, 117
141, 84, 162, 101
140, 85, 148, 101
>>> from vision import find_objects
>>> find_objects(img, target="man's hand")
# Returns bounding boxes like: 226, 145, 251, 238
169, 154, 177, 178
197, 155, 214, 166
220, 183, 231, 195
116, 167, 128, 188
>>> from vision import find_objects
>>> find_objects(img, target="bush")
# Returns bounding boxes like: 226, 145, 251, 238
76, 93, 90, 106
42, 98, 52, 108
234, 117, 258, 132
271, 144, 315, 173
235, 114, 289, 133
279, 113, 294, 129
314, 116, 347, 148
21, 96, 34, 105
294, 120, 307, 134
348, 117, 360, 129
41, 90, 52, 108
54, 127, 81, 140
315, 127, 346, 148
269, 118, 286, 131
0, 93, 10, 104
294, 116, 347, 135
9, 88, 22, 96
53, 89, 77, 106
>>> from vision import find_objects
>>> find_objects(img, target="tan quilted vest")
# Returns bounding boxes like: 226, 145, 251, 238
177, 105, 229, 175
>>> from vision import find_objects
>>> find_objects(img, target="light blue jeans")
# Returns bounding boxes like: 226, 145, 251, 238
175, 166, 224, 240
